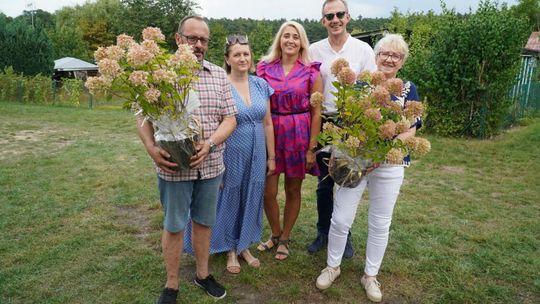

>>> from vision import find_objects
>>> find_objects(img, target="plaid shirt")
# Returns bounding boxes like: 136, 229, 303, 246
157, 60, 237, 181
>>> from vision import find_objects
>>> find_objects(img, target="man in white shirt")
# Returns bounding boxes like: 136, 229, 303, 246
308, 0, 377, 258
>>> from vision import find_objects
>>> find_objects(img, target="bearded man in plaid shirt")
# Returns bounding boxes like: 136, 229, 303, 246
136, 15, 237, 304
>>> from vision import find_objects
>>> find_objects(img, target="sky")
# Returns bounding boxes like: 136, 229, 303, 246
0, 0, 521, 19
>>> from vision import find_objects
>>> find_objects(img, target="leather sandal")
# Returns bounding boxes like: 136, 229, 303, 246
257, 235, 280, 252
240, 249, 260, 268
226, 251, 241, 274
275, 239, 290, 261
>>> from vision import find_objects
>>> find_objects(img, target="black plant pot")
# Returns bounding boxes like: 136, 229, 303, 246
328, 147, 372, 188
157, 135, 199, 171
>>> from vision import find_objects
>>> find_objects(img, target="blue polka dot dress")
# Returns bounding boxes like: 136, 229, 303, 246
184, 75, 274, 254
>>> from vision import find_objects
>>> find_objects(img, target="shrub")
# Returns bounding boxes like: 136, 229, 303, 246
61, 78, 83, 106
422, 1, 528, 137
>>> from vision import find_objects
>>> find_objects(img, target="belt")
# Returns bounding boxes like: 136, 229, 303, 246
271, 109, 310, 115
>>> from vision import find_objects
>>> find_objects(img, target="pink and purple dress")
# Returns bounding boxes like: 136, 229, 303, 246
256, 59, 321, 179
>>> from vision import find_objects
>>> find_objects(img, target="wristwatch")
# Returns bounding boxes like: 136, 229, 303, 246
208, 138, 217, 153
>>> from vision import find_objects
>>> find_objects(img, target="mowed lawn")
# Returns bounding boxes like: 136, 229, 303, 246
0, 102, 538, 304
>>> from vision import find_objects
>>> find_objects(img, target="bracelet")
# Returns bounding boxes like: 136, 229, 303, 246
268, 157, 275, 160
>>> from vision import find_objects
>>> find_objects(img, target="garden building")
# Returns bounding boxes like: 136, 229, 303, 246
53, 57, 98, 82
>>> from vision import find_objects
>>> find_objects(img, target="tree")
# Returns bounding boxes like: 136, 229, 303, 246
206, 22, 227, 67
511, 0, 540, 31
249, 21, 273, 62
15, 9, 55, 31
0, 20, 54, 75
54, 0, 123, 59
48, 24, 90, 61
118, 0, 197, 50
421, 1, 528, 137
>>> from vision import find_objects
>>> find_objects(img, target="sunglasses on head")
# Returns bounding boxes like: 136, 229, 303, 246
323, 11, 347, 21
226, 34, 249, 45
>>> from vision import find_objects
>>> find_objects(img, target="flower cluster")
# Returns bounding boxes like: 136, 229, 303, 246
85, 27, 200, 121
310, 92, 324, 107
318, 58, 430, 164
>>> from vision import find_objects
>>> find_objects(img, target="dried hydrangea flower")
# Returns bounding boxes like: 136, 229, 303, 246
141, 39, 161, 56
385, 100, 403, 115
98, 59, 123, 77
129, 70, 149, 86
385, 78, 403, 96
144, 87, 161, 103
357, 70, 372, 83
127, 44, 154, 67
371, 71, 386, 86
404, 101, 424, 120
85, 76, 112, 95
365, 108, 382, 122
395, 118, 411, 134
337, 67, 356, 85
142, 27, 165, 41
372, 86, 390, 107
168, 44, 199, 68
413, 137, 431, 156
345, 136, 362, 149
378, 120, 397, 140
322, 122, 342, 134
310, 92, 324, 107
330, 58, 350, 76
358, 97, 372, 111
117, 34, 135, 49
94, 47, 108, 62
152, 69, 177, 85
403, 136, 419, 151
386, 148, 404, 164
103, 45, 125, 61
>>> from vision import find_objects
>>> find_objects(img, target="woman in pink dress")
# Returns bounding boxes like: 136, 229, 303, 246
256, 21, 323, 260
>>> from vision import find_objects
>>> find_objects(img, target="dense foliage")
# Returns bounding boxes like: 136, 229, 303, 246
387, 1, 530, 137
0, 18, 54, 76
0, 0, 536, 137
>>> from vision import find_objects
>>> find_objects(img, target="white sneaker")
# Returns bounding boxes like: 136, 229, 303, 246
316, 266, 341, 290
361, 275, 382, 302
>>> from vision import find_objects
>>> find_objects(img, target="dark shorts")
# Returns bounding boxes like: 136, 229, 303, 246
157, 174, 223, 233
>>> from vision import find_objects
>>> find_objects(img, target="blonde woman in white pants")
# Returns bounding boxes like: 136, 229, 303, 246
315, 33, 421, 303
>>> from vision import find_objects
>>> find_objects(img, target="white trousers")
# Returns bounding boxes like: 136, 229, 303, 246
326, 165, 404, 276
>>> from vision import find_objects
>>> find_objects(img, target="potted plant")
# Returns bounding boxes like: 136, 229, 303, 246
317, 58, 431, 187
85, 27, 202, 170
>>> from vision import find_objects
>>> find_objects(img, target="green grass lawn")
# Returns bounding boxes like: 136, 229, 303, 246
0, 102, 538, 304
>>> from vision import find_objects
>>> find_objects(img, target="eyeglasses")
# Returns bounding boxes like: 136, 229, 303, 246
226, 34, 249, 45
181, 34, 210, 46
378, 52, 403, 62
323, 11, 347, 21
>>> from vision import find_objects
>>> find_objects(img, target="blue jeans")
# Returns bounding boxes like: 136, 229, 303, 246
158, 174, 223, 233
316, 151, 334, 235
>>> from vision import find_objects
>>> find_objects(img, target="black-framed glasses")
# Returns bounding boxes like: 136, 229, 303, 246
226, 34, 249, 45
378, 52, 404, 62
181, 34, 210, 46
323, 11, 347, 21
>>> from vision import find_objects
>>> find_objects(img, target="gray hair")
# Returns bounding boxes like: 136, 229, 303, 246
373, 33, 410, 62
321, 0, 349, 15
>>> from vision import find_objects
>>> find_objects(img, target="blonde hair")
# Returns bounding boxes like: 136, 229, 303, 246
261, 21, 312, 64
374, 33, 410, 62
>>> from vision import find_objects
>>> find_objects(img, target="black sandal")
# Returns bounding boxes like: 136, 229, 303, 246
275, 239, 290, 261
257, 235, 280, 252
